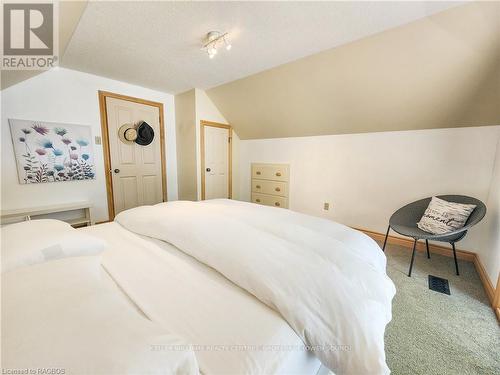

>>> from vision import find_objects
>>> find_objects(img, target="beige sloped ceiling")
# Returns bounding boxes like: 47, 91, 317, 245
1, 1, 88, 90
207, 2, 500, 140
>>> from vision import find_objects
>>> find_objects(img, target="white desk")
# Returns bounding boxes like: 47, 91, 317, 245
1, 201, 93, 227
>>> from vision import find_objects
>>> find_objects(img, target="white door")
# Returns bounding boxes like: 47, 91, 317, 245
203, 125, 230, 199
106, 97, 164, 215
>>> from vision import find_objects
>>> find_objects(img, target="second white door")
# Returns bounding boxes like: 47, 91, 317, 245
203, 124, 230, 200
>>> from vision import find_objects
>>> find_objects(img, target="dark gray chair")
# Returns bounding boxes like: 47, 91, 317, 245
382, 195, 486, 277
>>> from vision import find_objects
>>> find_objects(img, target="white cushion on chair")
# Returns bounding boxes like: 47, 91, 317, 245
417, 196, 476, 235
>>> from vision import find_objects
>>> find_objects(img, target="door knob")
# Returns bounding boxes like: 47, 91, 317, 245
114, 168, 120, 173
206, 168, 211, 172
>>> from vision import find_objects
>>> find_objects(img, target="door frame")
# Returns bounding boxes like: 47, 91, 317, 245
494, 274, 500, 321
200, 120, 232, 200
98, 90, 167, 220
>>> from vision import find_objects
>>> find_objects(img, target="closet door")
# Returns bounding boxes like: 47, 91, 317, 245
106, 96, 163, 214
201, 121, 231, 200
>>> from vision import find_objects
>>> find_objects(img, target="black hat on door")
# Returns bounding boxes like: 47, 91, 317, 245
135, 121, 155, 146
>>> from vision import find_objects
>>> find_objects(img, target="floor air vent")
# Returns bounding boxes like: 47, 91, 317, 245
428, 275, 450, 295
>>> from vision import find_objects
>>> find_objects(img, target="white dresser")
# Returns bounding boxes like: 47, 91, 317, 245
251, 163, 289, 209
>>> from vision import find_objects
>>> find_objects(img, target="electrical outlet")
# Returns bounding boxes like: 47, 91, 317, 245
323, 202, 330, 210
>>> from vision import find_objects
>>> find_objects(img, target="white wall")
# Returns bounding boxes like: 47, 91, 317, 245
477, 137, 500, 284
231, 132, 241, 200
175, 89, 197, 200
239, 125, 500, 283
193, 89, 240, 200
1, 68, 178, 222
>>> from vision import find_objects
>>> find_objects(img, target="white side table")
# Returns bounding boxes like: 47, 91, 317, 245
1, 201, 93, 228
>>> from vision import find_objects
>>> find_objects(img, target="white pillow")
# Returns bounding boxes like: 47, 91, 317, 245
417, 197, 476, 235
1, 219, 107, 273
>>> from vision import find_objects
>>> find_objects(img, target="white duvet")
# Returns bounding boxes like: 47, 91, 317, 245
92, 222, 321, 374
2, 255, 199, 375
115, 199, 396, 374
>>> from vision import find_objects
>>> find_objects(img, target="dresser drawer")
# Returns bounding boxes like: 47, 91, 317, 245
251, 164, 289, 182
251, 193, 288, 209
252, 179, 288, 197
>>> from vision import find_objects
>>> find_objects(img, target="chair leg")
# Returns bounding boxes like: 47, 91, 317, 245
382, 225, 390, 252
408, 239, 418, 277
451, 242, 459, 276
425, 239, 430, 259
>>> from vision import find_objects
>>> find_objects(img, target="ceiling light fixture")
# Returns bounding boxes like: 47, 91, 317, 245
202, 31, 232, 59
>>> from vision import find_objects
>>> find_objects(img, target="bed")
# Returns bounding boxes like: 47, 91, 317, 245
1, 199, 395, 374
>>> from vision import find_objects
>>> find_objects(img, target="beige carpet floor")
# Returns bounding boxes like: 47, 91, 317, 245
381, 242, 500, 375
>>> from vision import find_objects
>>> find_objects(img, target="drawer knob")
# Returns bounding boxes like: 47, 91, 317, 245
256, 199, 261, 203
275, 187, 281, 192
256, 171, 261, 175
276, 172, 281, 177
256, 185, 261, 189
275, 202, 280, 207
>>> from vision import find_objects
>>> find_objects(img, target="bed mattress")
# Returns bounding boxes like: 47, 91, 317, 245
83, 222, 322, 375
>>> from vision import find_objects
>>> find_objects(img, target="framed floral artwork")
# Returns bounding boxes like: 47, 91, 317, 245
9, 119, 96, 184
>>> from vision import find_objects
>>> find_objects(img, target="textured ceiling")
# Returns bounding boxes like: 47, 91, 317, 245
61, 1, 463, 94
206, 2, 500, 139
